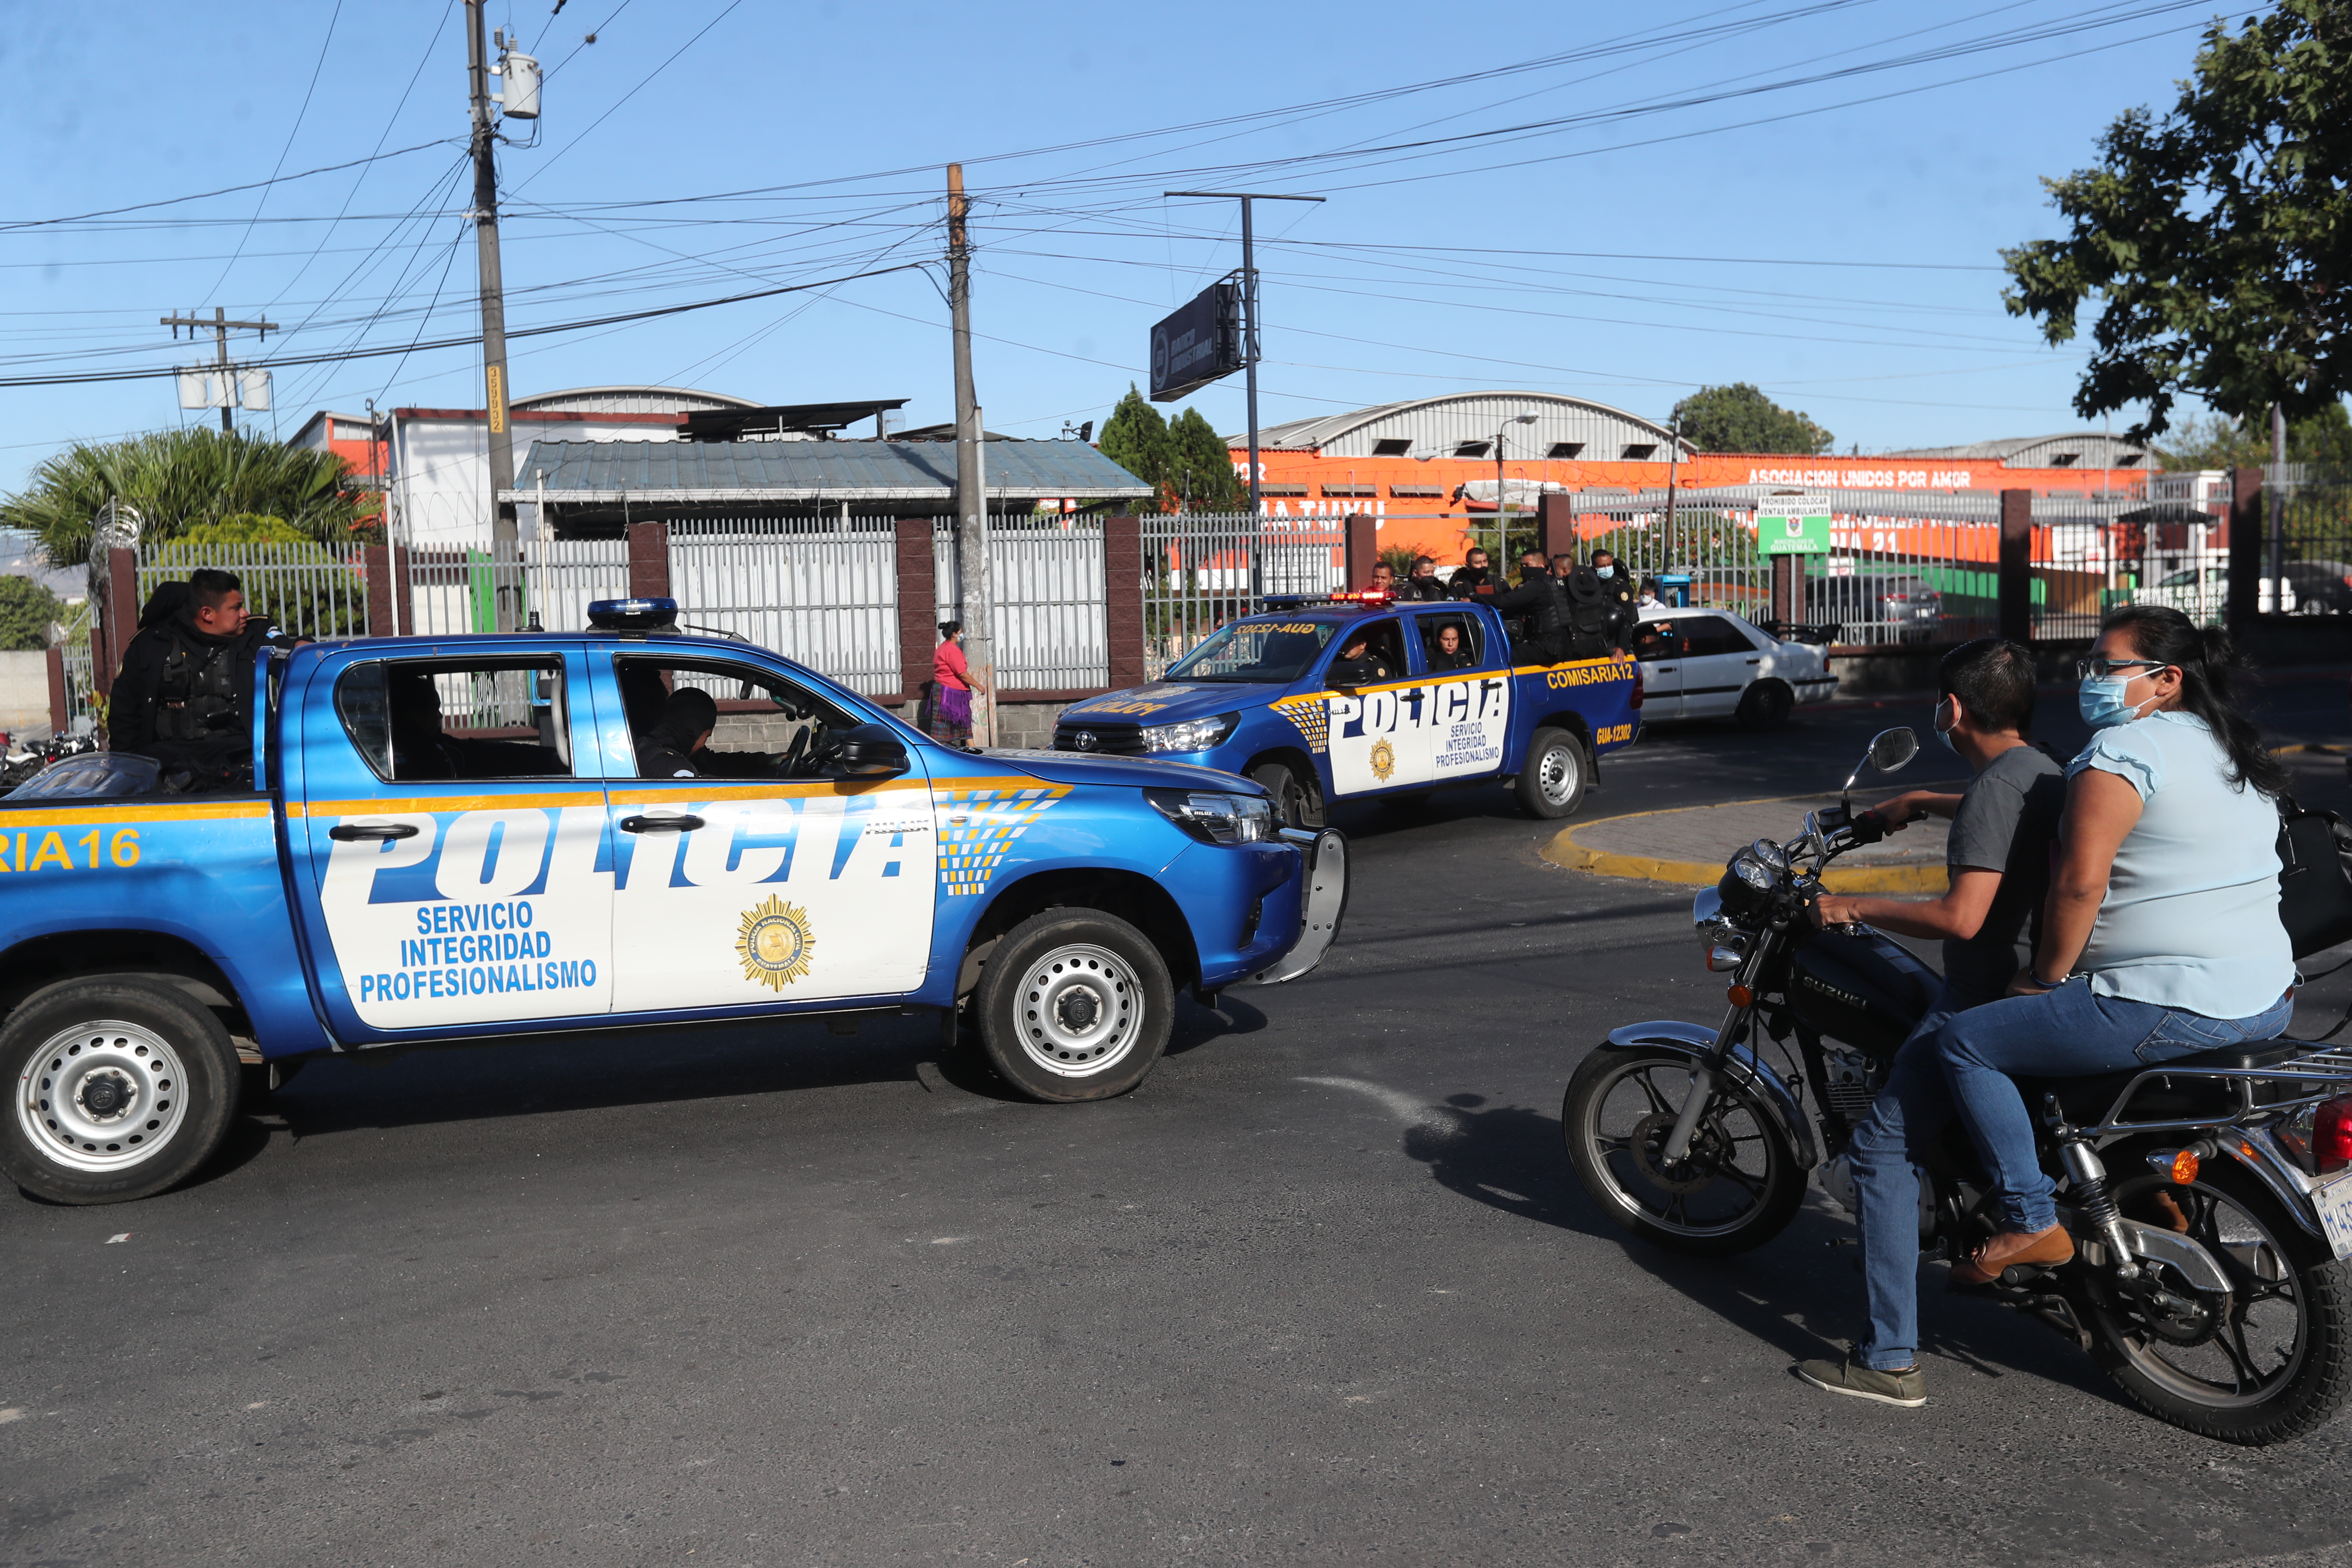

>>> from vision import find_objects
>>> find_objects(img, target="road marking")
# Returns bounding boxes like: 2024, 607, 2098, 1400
1295, 1075, 1466, 1139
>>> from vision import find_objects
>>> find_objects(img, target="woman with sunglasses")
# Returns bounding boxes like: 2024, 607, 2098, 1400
1928, 603, 2294, 1288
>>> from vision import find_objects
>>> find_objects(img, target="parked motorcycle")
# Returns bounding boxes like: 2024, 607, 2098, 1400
1562, 726, 2352, 1444
0, 731, 97, 793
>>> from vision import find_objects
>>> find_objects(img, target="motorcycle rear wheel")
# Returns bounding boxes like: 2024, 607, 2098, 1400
1563, 1043, 1804, 1256
2086, 1161, 2352, 1446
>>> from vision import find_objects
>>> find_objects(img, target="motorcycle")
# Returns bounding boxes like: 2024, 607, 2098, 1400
0, 730, 97, 793
1562, 726, 2352, 1444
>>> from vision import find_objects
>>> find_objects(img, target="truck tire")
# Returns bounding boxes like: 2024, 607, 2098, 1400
974, 909, 1174, 1103
1735, 680, 1793, 731
1515, 729, 1588, 820
1250, 761, 1322, 830
3, 976, 243, 1205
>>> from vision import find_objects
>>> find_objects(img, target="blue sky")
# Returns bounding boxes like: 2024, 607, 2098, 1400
0, 0, 2250, 492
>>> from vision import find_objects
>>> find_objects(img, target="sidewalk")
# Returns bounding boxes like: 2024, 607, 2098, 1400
1544, 790, 1949, 893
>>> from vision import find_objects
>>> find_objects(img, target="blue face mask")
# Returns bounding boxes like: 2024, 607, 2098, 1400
2079, 673, 2154, 729
1934, 697, 1960, 754
1595, 565, 1615, 579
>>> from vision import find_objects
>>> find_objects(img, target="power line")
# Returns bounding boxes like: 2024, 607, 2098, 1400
0, 141, 458, 233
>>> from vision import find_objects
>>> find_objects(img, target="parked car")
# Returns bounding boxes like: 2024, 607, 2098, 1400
0, 599, 1347, 1204
2135, 566, 2295, 620
1626, 606, 1838, 729
1804, 573, 1942, 642
2284, 560, 2352, 616
1052, 591, 1640, 827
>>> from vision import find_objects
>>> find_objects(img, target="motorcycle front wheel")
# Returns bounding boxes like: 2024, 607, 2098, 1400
2086, 1160, 2352, 1446
1563, 1043, 1805, 1256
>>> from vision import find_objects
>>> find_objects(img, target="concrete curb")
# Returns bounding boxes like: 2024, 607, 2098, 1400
1543, 799, 1951, 894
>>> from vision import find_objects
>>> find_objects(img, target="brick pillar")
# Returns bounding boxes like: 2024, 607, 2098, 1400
1997, 488, 2034, 643
105, 546, 138, 679
363, 543, 415, 637
2227, 465, 2262, 632
895, 518, 936, 704
1342, 511, 1378, 589
1770, 554, 1807, 628
45, 645, 66, 734
627, 519, 670, 600
1537, 494, 1578, 565
1105, 512, 1144, 690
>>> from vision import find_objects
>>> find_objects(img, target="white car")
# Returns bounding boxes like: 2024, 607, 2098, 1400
1630, 605, 1838, 729
2134, 566, 2294, 622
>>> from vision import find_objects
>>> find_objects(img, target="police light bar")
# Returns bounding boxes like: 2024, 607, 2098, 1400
586, 597, 679, 633
1259, 590, 1395, 609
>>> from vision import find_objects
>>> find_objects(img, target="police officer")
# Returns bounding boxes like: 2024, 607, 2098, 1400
110, 569, 288, 790
1493, 563, 1570, 665
1589, 550, 1637, 648
636, 687, 720, 778
1326, 631, 1394, 686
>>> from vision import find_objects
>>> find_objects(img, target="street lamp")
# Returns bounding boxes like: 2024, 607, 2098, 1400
1496, 413, 1537, 559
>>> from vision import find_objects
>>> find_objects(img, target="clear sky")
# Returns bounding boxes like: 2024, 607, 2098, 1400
0, 0, 2254, 493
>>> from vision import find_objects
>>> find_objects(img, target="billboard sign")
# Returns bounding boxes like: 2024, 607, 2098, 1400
1149, 279, 1242, 403
1758, 495, 1831, 555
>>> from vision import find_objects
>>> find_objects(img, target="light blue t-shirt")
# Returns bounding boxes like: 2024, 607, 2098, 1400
2066, 710, 2292, 1017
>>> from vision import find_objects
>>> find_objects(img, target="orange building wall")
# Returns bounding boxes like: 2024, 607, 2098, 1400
1228, 448, 2150, 562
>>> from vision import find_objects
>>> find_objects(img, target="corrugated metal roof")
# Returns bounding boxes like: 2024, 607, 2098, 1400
1237, 391, 1691, 456
1883, 432, 2150, 466
510, 385, 758, 415
499, 438, 1152, 502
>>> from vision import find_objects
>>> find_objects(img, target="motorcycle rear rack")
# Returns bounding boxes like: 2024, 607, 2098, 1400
2079, 1043, 2352, 1141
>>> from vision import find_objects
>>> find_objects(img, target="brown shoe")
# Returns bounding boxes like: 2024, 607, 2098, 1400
1950, 1223, 2075, 1287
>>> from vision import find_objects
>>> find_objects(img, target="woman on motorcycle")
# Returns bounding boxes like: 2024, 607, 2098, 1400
1936, 604, 2294, 1286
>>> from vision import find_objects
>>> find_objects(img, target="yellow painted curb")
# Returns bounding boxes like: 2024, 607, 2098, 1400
1543, 799, 1950, 894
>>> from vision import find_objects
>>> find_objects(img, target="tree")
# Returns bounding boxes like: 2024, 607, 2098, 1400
1670, 383, 1833, 455
2158, 401, 2352, 470
2002, 0, 2350, 441
1165, 407, 1245, 512
178, 515, 312, 546
0, 427, 363, 567
0, 576, 63, 652
1097, 385, 1173, 512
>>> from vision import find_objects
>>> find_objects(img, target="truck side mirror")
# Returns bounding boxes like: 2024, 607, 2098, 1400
835, 723, 911, 778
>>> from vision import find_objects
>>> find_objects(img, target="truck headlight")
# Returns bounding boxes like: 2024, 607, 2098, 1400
1145, 788, 1276, 845
1139, 712, 1238, 753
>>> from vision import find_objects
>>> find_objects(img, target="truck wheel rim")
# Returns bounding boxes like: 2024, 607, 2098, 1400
1015, 943, 1140, 1078
16, 1020, 190, 1173
1540, 741, 1580, 805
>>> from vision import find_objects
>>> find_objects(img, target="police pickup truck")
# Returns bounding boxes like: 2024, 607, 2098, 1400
1, 599, 1344, 1205
1052, 591, 1641, 824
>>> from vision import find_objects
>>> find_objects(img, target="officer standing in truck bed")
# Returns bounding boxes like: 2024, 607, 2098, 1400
110, 569, 288, 792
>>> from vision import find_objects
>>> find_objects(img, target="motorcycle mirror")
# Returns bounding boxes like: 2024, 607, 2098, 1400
1868, 727, 1920, 774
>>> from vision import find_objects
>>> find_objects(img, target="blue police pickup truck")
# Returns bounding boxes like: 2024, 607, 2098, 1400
1050, 591, 1642, 825
0, 599, 1345, 1205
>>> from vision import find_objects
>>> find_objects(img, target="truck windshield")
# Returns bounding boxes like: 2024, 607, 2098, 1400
1164, 619, 1339, 683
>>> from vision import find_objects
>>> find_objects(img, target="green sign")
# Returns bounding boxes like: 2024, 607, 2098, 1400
1758, 498, 1830, 556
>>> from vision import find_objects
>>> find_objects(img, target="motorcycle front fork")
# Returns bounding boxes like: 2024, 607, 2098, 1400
1659, 1000, 1749, 1164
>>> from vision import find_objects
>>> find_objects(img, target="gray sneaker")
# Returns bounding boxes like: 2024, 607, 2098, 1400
1796, 1354, 1927, 1408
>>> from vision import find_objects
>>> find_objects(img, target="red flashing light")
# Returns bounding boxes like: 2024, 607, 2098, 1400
2316, 1095, 2352, 1175
1338, 589, 1395, 604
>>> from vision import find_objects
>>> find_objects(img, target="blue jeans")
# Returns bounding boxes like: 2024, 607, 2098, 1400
1847, 989, 1984, 1372
1928, 978, 2295, 1234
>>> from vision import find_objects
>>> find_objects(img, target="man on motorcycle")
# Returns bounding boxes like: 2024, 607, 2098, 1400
1797, 637, 2064, 1406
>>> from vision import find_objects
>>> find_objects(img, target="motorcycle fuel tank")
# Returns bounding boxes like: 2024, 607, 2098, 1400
1786, 925, 1941, 1059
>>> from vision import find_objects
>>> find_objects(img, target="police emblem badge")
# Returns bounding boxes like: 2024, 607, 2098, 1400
735, 895, 815, 991
1369, 737, 1396, 783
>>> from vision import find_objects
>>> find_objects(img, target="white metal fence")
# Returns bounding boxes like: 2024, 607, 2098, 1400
1139, 511, 1345, 677
137, 540, 369, 642
934, 516, 1109, 689
58, 641, 96, 732
667, 518, 900, 696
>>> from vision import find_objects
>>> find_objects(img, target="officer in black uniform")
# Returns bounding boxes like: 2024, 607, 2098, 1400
635, 687, 720, 778
110, 569, 289, 791
1493, 564, 1570, 665
1325, 631, 1394, 686
1589, 550, 1638, 649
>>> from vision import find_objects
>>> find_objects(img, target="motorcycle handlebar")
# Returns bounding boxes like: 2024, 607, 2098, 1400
1848, 809, 1889, 846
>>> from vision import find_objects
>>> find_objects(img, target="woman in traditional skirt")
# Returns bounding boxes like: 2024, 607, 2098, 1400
931, 620, 985, 748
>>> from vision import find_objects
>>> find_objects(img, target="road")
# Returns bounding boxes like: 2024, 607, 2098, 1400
6, 675, 2352, 1567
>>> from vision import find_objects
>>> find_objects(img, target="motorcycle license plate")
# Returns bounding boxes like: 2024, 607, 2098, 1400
2316, 1169, 2352, 1263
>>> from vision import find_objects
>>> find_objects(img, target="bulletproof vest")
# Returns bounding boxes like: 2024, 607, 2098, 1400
1561, 567, 1617, 656
150, 628, 242, 744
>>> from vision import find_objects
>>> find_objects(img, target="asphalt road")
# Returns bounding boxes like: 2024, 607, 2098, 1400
7, 676, 2352, 1568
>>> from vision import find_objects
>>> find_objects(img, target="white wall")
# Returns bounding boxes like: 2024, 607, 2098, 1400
0, 650, 50, 736
392, 414, 692, 547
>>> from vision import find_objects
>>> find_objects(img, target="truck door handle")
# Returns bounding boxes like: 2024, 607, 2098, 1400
621, 813, 705, 833
1744, 658, 1761, 665
328, 821, 418, 842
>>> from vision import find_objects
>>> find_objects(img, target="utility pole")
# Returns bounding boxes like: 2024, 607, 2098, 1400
466, 0, 518, 629
2269, 402, 2288, 610
1164, 191, 1324, 517
162, 306, 276, 432
948, 163, 994, 748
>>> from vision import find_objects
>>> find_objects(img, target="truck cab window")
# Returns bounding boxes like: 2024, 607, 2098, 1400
335, 660, 572, 783
616, 657, 864, 781
1418, 613, 1482, 671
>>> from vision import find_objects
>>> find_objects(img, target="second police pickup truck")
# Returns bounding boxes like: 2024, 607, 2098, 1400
0, 599, 1344, 1206
1050, 591, 1643, 824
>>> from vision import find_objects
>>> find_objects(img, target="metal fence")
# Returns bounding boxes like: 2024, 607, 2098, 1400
138, 540, 369, 642
934, 516, 1109, 689
58, 640, 96, 732
667, 518, 900, 697
1138, 511, 1346, 677
2260, 463, 2352, 618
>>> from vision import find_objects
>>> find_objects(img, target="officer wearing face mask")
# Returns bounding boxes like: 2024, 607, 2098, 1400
1588, 551, 1636, 648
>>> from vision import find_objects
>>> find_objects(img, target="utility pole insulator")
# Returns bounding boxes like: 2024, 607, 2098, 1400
161, 307, 277, 432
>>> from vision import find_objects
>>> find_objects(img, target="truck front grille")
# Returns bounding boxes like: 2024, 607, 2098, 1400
1053, 723, 1146, 756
